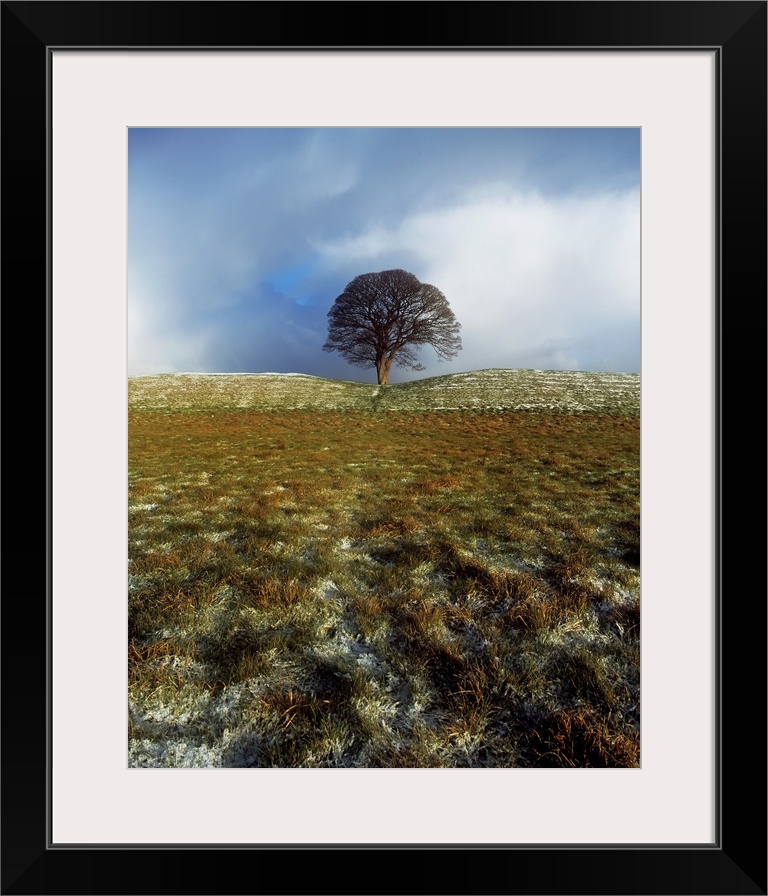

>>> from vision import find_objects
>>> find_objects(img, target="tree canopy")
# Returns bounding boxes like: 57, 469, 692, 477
322, 269, 462, 385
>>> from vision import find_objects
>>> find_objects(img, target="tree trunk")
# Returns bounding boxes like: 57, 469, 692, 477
376, 358, 392, 385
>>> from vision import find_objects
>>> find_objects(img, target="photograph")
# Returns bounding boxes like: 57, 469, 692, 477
127, 126, 641, 769
3, 0, 763, 890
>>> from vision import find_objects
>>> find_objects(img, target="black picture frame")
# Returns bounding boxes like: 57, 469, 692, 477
2, 2, 765, 894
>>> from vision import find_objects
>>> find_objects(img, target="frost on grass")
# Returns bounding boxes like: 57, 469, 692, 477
129, 368, 639, 415
128, 368, 640, 768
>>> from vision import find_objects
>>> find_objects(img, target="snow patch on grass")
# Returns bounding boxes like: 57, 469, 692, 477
129, 368, 640, 415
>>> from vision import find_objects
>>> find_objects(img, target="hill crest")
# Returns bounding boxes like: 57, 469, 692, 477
128, 368, 639, 415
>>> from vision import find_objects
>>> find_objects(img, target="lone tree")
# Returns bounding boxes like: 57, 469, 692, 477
323, 269, 462, 385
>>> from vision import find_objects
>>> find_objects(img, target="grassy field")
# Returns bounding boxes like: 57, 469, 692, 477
128, 369, 640, 768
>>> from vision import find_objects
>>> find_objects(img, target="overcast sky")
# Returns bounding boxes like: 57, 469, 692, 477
128, 127, 640, 383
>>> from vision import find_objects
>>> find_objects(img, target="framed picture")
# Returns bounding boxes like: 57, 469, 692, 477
3, 1, 765, 893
